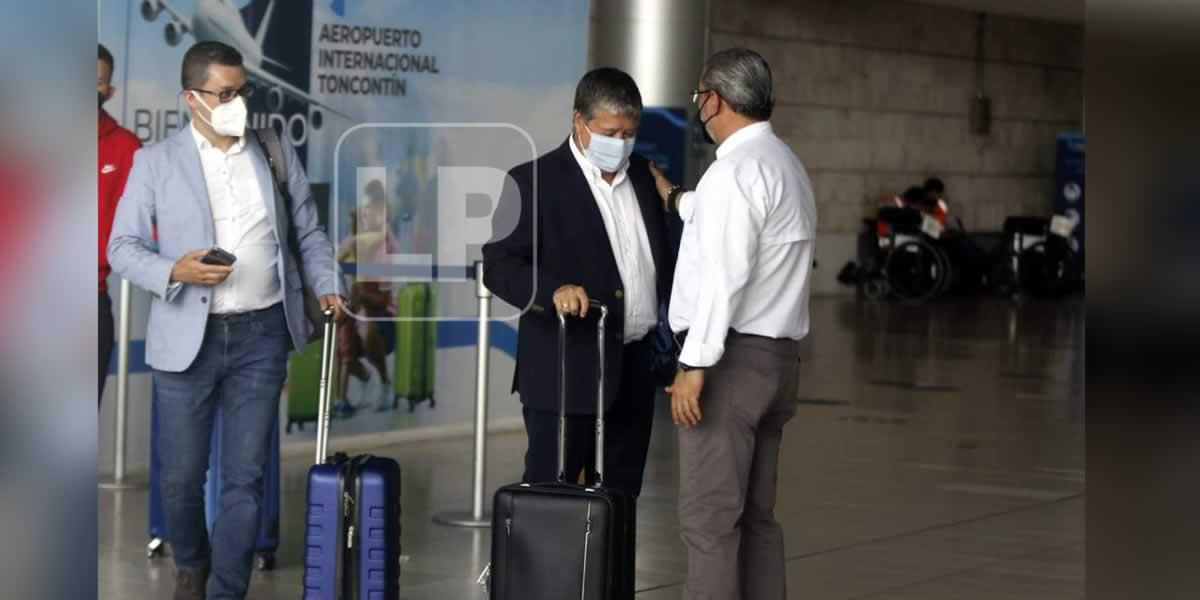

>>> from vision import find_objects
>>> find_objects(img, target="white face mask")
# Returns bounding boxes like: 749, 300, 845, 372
191, 92, 248, 137
582, 124, 635, 173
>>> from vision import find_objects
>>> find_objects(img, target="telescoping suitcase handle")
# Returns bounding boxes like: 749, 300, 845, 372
314, 307, 339, 466
555, 302, 609, 487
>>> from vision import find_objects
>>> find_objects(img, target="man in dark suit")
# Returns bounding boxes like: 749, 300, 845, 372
483, 68, 673, 497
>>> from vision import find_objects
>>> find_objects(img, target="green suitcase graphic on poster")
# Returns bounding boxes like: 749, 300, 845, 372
286, 338, 325, 432
394, 283, 436, 412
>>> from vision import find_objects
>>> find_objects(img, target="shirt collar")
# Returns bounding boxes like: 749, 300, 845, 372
715, 121, 772, 159
190, 122, 245, 155
568, 132, 628, 188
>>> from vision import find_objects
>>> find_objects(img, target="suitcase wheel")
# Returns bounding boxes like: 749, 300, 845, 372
254, 552, 275, 571
146, 537, 165, 559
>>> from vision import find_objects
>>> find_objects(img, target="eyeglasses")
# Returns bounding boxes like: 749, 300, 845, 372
690, 89, 713, 105
189, 85, 254, 103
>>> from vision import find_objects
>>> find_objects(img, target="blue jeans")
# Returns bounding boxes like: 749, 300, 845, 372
153, 303, 289, 600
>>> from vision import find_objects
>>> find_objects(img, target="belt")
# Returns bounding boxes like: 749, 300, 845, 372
208, 303, 281, 322
727, 329, 784, 342
674, 328, 784, 347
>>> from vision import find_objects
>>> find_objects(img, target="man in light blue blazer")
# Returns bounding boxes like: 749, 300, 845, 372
108, 41, 343, 600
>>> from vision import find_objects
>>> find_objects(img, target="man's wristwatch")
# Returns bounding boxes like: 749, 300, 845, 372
666, 185, 684, 213
679, 362, 704, 373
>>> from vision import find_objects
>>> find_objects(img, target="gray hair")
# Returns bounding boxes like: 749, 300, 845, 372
701, 48, 774, 121
573, 67, 643, 121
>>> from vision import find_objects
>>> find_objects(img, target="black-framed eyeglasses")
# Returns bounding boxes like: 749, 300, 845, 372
690, 89, 713, 105
189, 85, 254, 103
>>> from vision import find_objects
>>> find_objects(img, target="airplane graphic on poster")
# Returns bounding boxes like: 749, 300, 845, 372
139, 0, 353, 127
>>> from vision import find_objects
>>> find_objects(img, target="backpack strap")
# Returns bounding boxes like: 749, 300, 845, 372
254, 126, 289, 190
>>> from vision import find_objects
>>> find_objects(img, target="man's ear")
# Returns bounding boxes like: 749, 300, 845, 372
571, 111, 587, 143
182, 90, 203, 114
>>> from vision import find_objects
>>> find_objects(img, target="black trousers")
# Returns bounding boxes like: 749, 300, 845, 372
99, 290, 114, 406
522, 336, 656, 497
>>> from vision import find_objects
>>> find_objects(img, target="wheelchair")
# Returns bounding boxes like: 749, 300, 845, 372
991, 215, 1081, 300
857, 206, 953, 302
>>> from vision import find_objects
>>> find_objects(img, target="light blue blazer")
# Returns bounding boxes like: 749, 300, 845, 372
107, 126, 340, 372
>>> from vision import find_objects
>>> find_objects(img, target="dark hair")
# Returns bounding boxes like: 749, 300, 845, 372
923, 177, 945, 194
701, 48, 774, 121
181, 41, 243, 90
573, 67, 643, 121
902, 186, 928, 205
98, 44, 114, 72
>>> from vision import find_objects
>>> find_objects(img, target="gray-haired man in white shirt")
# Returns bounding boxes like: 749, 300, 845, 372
650, 47, 817, 600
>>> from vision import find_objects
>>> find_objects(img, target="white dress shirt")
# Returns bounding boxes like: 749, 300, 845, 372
190, 125, 283, 314
669, 122, 817, 367
568, 134, 658, 343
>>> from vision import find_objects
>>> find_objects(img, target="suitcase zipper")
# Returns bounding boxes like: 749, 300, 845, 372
332, 458, 349, 600
349, 457, 369, 600
340, 456, 365, 600
343, 490, 356, 549
503, 498, 515, 599
580, 501, 593, 600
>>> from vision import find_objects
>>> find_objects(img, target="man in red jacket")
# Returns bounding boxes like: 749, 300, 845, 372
98, 44, 142, 405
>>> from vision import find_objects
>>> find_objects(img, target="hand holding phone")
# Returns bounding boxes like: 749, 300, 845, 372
171, 248, 235, 286
200, 247, 237, 267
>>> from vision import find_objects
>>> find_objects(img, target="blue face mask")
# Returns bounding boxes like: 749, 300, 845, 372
583, 124, 635, 173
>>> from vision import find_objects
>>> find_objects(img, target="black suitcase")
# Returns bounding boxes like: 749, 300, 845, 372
485, 303, 636, 600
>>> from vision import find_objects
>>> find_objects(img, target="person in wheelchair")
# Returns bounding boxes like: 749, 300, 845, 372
850, 181, 988, 301
921, 177, 950, 225
920, 178, 989, 295
850, 186, 951, 302
848, 186, 926, 278
878, 179, 947, 225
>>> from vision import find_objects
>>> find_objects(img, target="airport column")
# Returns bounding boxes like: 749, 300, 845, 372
588, 0, 710, 188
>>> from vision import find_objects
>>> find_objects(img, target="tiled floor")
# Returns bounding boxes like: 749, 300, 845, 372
98, 295, 1084, 599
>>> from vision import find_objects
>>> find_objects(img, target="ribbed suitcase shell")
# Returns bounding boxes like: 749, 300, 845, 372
303, 456, 401, 600
301, 311, 403, 600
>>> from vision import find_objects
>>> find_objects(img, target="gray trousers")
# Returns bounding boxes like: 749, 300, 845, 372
679, 332, 801, 600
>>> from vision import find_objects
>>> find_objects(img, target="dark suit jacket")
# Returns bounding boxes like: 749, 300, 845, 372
482, 137, 675, 416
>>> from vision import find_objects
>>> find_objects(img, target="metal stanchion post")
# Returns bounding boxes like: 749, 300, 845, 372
101, 279, 144, 490
434, 261, 492, 527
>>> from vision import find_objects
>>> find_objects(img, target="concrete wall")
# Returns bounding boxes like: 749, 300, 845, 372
706, 0, 1083, 293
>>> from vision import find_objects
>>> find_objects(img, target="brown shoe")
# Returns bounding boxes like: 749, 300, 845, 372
173, 566, 208, 600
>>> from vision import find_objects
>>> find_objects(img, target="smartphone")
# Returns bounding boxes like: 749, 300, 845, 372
200, 247, 237, 267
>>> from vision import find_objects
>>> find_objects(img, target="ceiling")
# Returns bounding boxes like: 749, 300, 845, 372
910, 0, 1084, 23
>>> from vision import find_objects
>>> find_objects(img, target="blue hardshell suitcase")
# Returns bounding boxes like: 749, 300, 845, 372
147, 387, 282, 571
303, 309, 402, 600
